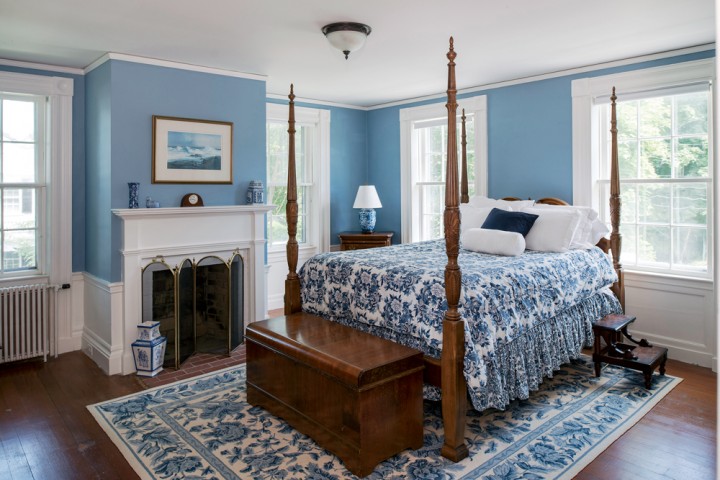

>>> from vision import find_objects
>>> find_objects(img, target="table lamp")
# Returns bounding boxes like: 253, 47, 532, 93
353, 185, 382, 233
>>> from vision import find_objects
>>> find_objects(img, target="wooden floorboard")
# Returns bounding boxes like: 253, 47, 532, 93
0, 350, 715, 479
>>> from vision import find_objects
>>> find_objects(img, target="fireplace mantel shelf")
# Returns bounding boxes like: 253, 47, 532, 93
113, 204, 274, 219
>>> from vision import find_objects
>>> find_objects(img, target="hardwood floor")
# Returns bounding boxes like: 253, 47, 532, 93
0, 350, 715, 479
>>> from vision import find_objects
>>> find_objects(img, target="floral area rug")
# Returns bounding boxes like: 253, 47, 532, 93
88, 357, 680, 479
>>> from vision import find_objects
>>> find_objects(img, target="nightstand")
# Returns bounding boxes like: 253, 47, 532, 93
338, 232, 393, 251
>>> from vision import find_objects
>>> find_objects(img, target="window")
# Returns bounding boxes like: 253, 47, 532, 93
0, 71, 73, 287
400, 96, 487, 243
572, 59, 713, 278
266, 122, 312, 247
0, 94, 44, 275
266, 103, 330, 252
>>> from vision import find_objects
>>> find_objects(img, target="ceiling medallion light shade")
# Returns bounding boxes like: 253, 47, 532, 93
322, 22, 372, 59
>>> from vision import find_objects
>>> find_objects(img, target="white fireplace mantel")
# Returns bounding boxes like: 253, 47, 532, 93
112, 204, 273, 375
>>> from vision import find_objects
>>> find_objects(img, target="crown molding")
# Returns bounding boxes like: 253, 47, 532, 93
84, 52, 267, 81
367, 43, 715, 110
266, 93, 367, 111
0, 58, 84, 75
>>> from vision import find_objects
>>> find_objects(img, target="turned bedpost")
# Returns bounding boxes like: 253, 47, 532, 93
285, 84, 302, 314
440, 37, 469, 463
460, 109, 469, 204
609, 87, 625, 310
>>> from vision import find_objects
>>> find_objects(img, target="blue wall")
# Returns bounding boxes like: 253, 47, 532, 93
367, 49, 715, 240
86, 60, 267, 281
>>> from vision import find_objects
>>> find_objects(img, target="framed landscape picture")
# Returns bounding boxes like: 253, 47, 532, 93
152, 116, 233, 184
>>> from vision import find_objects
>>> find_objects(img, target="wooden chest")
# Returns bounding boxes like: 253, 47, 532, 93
246, 313, 424, 477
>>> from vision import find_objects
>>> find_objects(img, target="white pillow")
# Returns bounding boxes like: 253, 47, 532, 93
522, 207, 583, 252
469, 195, 534, 210
459, 204, 511, 234
461, 227, 525, 256
524, 204, 609, 247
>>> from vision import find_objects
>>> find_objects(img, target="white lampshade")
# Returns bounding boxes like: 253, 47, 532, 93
353, 185, 382, 209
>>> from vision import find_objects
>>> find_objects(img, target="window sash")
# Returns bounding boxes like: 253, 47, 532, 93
596, 88, 712, 278
411, 117, 476, 242
0, 94, 46, 278
266, 118, 316, 250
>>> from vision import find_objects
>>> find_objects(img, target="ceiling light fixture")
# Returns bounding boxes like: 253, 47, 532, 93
321, 22, 372, 60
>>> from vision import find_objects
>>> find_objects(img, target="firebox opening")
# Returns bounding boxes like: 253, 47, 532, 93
141, 253, 244, 370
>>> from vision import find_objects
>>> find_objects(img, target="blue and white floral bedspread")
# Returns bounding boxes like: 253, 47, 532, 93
300, 240, 623, 411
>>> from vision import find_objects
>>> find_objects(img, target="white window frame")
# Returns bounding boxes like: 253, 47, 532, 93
400, 95, 487, 243
0, 71, 72, 288
571, 58, 714, 279
266, 103, 330, 254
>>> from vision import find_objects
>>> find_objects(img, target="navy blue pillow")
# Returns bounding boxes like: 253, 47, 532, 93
481, 208, 538, 236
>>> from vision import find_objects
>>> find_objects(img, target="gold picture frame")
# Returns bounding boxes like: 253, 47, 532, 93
152, 115, 233, 184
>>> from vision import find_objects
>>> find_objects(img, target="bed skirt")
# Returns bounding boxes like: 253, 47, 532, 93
317, 290, 622, 412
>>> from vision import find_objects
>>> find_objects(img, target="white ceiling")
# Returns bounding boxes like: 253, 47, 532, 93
0, 0, 714, 108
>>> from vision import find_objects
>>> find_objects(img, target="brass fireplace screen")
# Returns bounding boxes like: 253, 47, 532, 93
141, 251, 244, 369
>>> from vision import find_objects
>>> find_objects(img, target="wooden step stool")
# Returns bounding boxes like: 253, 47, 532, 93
245, 313, 424, 477
592, 314, 668, 388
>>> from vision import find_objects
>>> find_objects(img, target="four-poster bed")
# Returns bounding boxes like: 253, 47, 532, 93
252, 38, 626, 466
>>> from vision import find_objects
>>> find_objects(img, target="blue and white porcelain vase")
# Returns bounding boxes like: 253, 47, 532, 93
246, 180, 264, 204
358, 208, 376, 233
128, 182, 140, 209
132, 320, 166, 377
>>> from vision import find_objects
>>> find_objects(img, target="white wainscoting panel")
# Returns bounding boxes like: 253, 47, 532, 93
623, 271, 716, 370
81, 272, 124, 375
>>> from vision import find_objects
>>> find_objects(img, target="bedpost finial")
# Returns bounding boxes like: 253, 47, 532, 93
289, 84, 295, 102
610, 86, 616, 103
447, 37, 456, 62
462, 108, 466, 118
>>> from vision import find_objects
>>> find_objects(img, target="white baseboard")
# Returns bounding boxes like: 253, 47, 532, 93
628, 329, 715, 368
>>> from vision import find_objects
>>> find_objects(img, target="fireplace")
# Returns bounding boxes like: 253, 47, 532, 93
113, 205, 272, 375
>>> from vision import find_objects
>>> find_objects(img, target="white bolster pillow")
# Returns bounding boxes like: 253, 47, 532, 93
461, 228, 525, 256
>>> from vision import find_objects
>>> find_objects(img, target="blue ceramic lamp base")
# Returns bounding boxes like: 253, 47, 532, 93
359, 208, 376, 233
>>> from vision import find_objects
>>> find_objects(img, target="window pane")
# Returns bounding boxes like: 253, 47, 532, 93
2, 99, 35, 142
676, 92, 708, 135
619, 224, 637, 266
3, 143, 36, 182
638, 97, 671, 137
673, 184, 706, 225
4, 188, 35, 229
637, 225, 670, 267
618, 140, 637, 178
4, 229, 36, 271
639, 139, 671, 178
266, 185, 308, 246
266, 123, 288, 184
296, 125, 312, 184
420, 184, 444, 240
297, 187, 307, 243
620, 183, 636, 224
673, 227, 707, 270
637, 184, 670, 223
418, 125, 446, 182
675, 137, 708, 178
464, 119, 476, 197
617, 101, 637, 139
